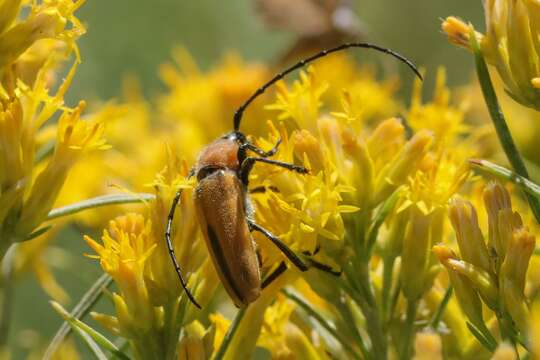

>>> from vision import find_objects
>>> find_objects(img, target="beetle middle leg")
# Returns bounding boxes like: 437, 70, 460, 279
240, 137, 282, 158
240, 157, 308, 185
166, 188, 202, 309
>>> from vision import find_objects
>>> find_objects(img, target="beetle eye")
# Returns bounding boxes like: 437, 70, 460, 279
197, 165, 223, 181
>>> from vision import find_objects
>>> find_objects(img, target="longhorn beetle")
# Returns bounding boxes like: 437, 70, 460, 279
165, 43, 422, 309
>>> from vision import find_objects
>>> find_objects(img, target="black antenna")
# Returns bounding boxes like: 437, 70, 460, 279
233, 42, 422, 131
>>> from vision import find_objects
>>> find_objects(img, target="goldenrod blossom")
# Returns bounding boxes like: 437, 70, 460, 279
443, 1, 540, 110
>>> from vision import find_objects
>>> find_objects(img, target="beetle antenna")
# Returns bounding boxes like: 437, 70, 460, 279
233, 42, 422, 131
165, 188, 202, 309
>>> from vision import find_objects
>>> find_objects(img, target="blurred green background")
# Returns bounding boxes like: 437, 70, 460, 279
12, 0, 483, 358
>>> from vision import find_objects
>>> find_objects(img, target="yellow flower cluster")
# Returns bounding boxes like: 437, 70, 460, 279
0, 0, 116, 306
4, 2, 540, 359
443, 0, 540, 110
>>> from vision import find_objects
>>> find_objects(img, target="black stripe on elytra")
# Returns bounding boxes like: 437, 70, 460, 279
206, 224, 244, 304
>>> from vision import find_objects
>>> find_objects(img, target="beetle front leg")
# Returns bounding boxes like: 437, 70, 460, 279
240, 157, 308, 186
166, 188, 202, 309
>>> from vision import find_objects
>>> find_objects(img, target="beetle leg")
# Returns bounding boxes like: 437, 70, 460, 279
248, 221, 309, 271
302, 244, 321, 256
240, 157, 308, 185
166, 188, 202, 309
249, 221, 341, 277
305, 258, 342, 276
261, 262, 288, 289
240, 137, 282, 158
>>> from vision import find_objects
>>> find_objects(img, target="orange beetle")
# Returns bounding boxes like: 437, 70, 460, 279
165, 43, 421, 308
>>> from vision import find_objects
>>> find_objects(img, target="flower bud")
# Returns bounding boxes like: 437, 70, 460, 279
433, 245, 485, 329
401, 207, 432, 301
374, 130, 432, 204
448, 197, 492, 275
499, 227, 535, 333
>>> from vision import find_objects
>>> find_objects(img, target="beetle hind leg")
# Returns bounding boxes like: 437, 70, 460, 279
248, 221, 309, 271
248, 221, 341, 276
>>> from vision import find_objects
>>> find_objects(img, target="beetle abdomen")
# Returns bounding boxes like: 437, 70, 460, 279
194, 170, 261, 307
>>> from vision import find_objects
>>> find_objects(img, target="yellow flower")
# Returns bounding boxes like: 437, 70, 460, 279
413, 331, 443, 360
408, 68, 469, 149
444, 1, 540, 110
265, 66, 328, 129
0, 0, 85, 70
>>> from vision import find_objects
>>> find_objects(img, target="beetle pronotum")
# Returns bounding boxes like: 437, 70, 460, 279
165, 42, 422, 309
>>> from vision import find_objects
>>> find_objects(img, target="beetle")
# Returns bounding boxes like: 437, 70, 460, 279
165, 42, 422, 309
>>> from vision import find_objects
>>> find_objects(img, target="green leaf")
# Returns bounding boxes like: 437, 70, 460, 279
18, 225, 54, 242
466, 321, 497, 352
470, 159, 540, 198
366, 187, 403, 256
469, 27, 540, 224
44, 274, 113, 360
50, 301, 130, 360
46, 193, 155, 220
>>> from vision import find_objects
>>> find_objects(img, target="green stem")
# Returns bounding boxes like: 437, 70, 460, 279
470, 30, 540, 224
357, 261, 387, 359
400, 300, 417, 360
430, 287, 453, 330
381, 256, 396, 326
282, 288, 361, 358
213, 307, 246, 360
0, 245, 15, 352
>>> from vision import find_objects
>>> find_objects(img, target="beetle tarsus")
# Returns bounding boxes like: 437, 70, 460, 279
261, 262, 288, 289
306, 258, 342, 277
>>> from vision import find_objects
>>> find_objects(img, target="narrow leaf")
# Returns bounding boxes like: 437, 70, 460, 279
51, 301, 130, 360
466, 322, 497, 352
51, 301, 108, 360
47, 193, 155, 220
19, 225, 54, 242
44, 274, 113, 360
470, 159, 540, 198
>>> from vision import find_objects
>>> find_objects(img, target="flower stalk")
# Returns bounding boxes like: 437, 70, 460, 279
470, 27, 540, 224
